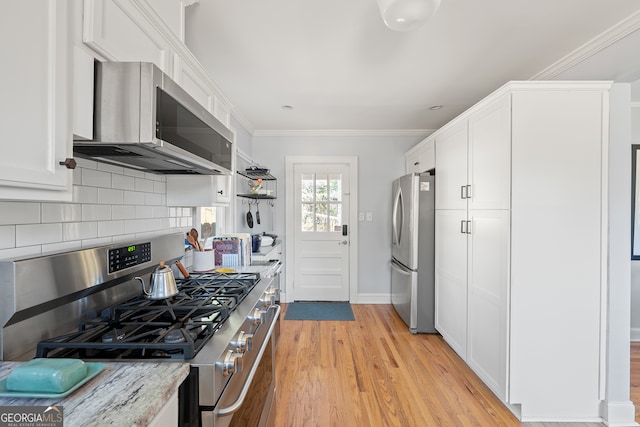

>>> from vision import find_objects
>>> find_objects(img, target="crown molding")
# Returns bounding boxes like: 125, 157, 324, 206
252, 129, 433, 138
230, 108, 256, 136
531, 10, 640, 80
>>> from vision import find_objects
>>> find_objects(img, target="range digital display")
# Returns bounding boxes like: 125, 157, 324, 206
108, 242, 151, 274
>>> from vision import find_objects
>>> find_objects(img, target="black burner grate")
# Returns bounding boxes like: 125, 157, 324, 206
36, 272, 260, 360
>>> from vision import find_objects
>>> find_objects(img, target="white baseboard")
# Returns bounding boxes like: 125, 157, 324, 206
352, 293, 391, 304
630, 327, 640, 342
600, 400, 639, 426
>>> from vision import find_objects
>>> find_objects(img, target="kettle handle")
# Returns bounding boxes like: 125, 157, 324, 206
134, 276, 151, 296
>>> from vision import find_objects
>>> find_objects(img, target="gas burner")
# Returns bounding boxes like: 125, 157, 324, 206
164, 329, 186, 344
35, 271, 261, 360
102, 329, 125, 343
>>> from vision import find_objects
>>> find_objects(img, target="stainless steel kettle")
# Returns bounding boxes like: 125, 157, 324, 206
134, 261, 178, 300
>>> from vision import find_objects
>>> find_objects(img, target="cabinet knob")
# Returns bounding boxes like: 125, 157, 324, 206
414, 161, 420, 166
59, 158, 77, 170
217, 190, 223, 195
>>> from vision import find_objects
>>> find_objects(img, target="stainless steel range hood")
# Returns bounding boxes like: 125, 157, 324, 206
73, 62, 233, 175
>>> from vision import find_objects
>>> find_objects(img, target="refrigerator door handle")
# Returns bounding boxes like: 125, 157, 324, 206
392, 188, 404, 247
391, 259, 413, 274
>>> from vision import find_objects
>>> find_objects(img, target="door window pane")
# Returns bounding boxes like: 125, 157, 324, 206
301, 174, 314, 202
301, 204, 314, 232
300, 173, 343, 232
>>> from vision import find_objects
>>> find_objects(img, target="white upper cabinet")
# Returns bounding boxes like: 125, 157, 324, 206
434, 121, 468, 210
83, 0, 173, 74
467, 95, 511, 210
0, 1, 73, 201
166, 175, 231, 207
405, 138, 435, 174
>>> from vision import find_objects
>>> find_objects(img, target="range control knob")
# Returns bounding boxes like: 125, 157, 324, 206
248, 308, 266, 326
259, 293, 275, 308
231, 331, 253, 353
222, 350, 243, 376
265, 286, 278, 296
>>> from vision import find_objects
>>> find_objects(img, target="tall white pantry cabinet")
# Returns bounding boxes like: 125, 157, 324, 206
432, 81, 630, 422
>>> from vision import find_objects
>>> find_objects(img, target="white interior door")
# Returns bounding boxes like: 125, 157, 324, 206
291, 162, 351, 301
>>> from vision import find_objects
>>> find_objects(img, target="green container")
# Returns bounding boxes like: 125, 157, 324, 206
6, 358, 88, 393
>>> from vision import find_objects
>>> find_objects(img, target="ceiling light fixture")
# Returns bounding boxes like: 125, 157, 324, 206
377, 0, 441, 32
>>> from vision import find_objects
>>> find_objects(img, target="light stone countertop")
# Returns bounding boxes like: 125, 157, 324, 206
0, 361, 190, 426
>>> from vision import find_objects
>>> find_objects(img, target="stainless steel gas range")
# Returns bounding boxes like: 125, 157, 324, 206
0, 233, 279, 427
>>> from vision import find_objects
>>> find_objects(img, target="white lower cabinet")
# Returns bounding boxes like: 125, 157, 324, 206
0, 1, 73, 201
434, 209, 468, 359
435, 81, 616, 421
435, 209, 510, 401
466, 209, 510, 402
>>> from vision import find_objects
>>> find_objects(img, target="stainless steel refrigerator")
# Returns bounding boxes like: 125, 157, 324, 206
391, 172, 436, 333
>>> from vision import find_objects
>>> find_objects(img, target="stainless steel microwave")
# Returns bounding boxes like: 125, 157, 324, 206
73, 62, 233, 175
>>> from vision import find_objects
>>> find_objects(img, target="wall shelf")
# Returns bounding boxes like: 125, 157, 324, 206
237, 170, 277, 199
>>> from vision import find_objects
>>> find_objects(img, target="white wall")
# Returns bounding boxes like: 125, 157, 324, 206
252, 134, 421, 300
631, 105, 640, 338
0, 158, 193, 260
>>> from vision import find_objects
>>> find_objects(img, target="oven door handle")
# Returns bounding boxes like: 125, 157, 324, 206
217, 304, 281, 416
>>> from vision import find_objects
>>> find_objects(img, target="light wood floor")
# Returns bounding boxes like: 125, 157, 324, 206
274, 303, 617, 427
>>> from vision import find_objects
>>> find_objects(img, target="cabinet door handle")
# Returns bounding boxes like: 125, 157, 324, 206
466, 185, 471, 199
59, 158, 77, 169
460, 220, 466, 234
460, 185, 466, 199
466, 220, 472, 234
414, 161, 420, 166
217, 190, 224, 195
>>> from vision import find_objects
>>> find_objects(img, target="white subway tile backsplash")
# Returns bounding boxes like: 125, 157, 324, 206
81, 236, 113, 248
98, 188, 124, 205
135, 178, 155, 193
97, 163, 125, 175
112, 174, 135, 191
0, 202, 40, 225
63, 222, 98, 241
123, 190, 145, 205
73, 168, 82, 185
75, 157, 98, 170
0, 165, 198, 257
16, 223, 62, 246
144, 193, 162, 206
123, 168, 146, 179
152, 206, 169, 218
145, 172, 164, 182
135, 206, 154, 219
153, 181, 166, 193
42, 203, 82, 223
42, 240, 82, 255
0, 226, 15, 249
112, 205, 136, 220
98, 220, 125, 237
0, 245, 41, 261
73, 186, 98, 203
82, 204, 112, 221
82, 168, 112, 188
